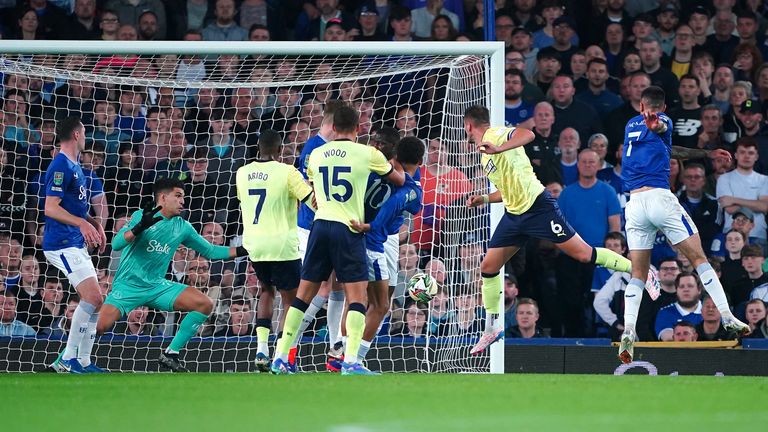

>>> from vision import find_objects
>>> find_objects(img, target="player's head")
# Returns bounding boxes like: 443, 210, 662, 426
321, 100, 346, 137
463, 105, 490, 139
370, 127, 400, 159
332, 103, 359, 135
639, 85, 666, 113
153, 177, 186, 216
257, 129, 282, 159
56, 116, 86, 151
396, 136, 425, 168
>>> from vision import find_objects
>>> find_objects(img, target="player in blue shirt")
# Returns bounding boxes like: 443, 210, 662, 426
619, 86, 749, 363
351, 136, 424, 366
42, 117, 108, 374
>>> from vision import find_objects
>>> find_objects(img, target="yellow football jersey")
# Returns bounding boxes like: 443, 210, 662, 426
480, 126, 545, 215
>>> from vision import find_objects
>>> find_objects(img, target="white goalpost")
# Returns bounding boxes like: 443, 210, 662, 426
0, 40, 505, 373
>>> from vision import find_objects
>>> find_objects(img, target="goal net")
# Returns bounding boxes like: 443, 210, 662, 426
0, 41, 504, 373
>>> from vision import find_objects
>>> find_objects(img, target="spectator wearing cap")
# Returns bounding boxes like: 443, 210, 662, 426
654, 3, 680, 56
737, 100, 768, 174
411, 0, 459, 40
717, 137, 768, 252
628, 13, 655, 51
304, 0, 356, 42
355, 3, 385, 41
533, 0, 579, 50
533, 47, 561, 94
105, 0, 167, 40
389, 5, 413, 41
557, 148, 621, 336
322, 18, 347, 41
742, 244, 768, 306
704, 10, 740, 65
590, 0, 631, 48
510, 27, 538, 80
550, 15, 578, 75
688, 5, 711, 47
202, 0, 247, 41
640, 37, 679, 107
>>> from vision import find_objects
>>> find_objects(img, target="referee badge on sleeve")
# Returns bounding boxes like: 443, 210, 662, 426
54, 172, 64, 185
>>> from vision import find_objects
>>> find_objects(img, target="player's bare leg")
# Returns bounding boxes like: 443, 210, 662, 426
158, 287, 214, 372
272, 279, 322, 374
470, 245, 519, 355
254, 285, 275, 372
675, 233, 750, 335
95, 304, 122, 335
620, 249, 652, 364
54, 277, 104, 373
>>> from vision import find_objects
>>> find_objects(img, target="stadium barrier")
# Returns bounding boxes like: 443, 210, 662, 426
2, 338, 766, 375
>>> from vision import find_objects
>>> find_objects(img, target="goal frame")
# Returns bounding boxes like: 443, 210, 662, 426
0, 40, 507, 373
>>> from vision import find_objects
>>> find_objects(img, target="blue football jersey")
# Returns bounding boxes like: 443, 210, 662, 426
366, 173, 423, 253
622, 113, 673, 192
297, 133, 328, 230
42, 153, 90, 251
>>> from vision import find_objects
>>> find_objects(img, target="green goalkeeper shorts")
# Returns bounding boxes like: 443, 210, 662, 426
105, 279, 189, 317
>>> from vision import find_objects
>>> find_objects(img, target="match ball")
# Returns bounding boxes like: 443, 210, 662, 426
407, 273, 438, 303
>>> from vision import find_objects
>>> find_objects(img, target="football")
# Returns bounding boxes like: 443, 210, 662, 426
407, 273, 438, 303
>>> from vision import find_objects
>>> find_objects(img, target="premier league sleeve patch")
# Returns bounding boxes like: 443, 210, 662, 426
53, 172, 64, 186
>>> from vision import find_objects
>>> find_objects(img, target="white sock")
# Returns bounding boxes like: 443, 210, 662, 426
484, 313, 499, 333
292, 295, 326, 349
696, 263, 732, 315
342, 335, 347, 349
165, 348, 179, 355
358, 339, 372, 360
77, 313, 99, 367
63, 301, 95, 361
624, 279, 644, 330
327, 290, 345, 346
257, 342, 269, 355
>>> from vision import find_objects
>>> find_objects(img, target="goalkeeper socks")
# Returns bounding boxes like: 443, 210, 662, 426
63, 300, 96, 361
292, 294, 327, 349
167, 311, 208, 353
358, 339, 372, 361
276, 299, 309, 362
255, 319, 271, 355
77, 313, 99, 367
327, 290, 346, 347
623, 279, 644, 330
343, 303, 366, 365
696, 262, 732, 315
592, 248, 632, 273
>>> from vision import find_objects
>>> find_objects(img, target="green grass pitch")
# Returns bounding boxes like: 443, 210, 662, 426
2, 374, 766, 431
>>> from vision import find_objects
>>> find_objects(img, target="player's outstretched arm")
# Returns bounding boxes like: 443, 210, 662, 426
45, 196, 101, 249
671, 147, 732, 165
478, 128, 536, 155
182, 223, 249, 260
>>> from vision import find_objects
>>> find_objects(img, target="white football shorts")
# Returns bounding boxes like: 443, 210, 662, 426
625, 188, 698, 250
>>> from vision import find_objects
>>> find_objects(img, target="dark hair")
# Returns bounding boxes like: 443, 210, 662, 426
248, 23, 269, 36
231, 296, 249, 306
604, 231, 628, 252
683, 161, 706, 172
372, 126, 400, 159
735, 136, 758, 151
679, 73, 700, 87
322, 99, 346, 124
56, 116, 83, 142
659, 256, 682, 269
396, 136, 425, 165
641, 86, 665, 108
209, 107, 235, 122
673, 320, 697, 331
154, 177, 185, 198
691, 51, 714, 67
257, 129, 282, 156
741, 244, 764, 258
736, 9, 757, 22
464, 105, 490, 126
587, 58, 608, 69
505, 68, 526, 81
517, 297, 539, 313
332, 104, 359, 133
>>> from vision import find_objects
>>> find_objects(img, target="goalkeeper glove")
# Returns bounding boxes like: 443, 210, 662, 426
235, 246, 249, 257
131, 203, 163, 236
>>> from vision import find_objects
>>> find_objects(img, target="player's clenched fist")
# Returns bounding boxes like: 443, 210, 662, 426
466, 195, 487, 208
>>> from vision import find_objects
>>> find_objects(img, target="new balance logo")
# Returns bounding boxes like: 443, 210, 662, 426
673, 119, 702, 136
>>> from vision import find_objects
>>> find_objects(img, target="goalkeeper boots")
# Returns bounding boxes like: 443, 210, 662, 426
722, 314, 751, 337
618, 327, 637, 364
470, 328, 504, 356
158, 352, 189, 373
254, 352, 271, 373
341, 362, 380, 376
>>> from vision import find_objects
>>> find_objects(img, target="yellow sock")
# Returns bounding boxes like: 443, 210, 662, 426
481, 273, 503, 314
275, 307, 304, 360
344, 310, 366, 364
594, 247, 632, 273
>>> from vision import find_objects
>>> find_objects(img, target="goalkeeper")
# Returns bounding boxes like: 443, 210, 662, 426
96, 178, 248, 372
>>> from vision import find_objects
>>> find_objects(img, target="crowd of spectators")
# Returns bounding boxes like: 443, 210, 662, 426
1, 0, 768, 345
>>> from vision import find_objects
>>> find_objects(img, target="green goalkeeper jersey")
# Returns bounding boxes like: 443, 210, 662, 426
112, 210, 231, 288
